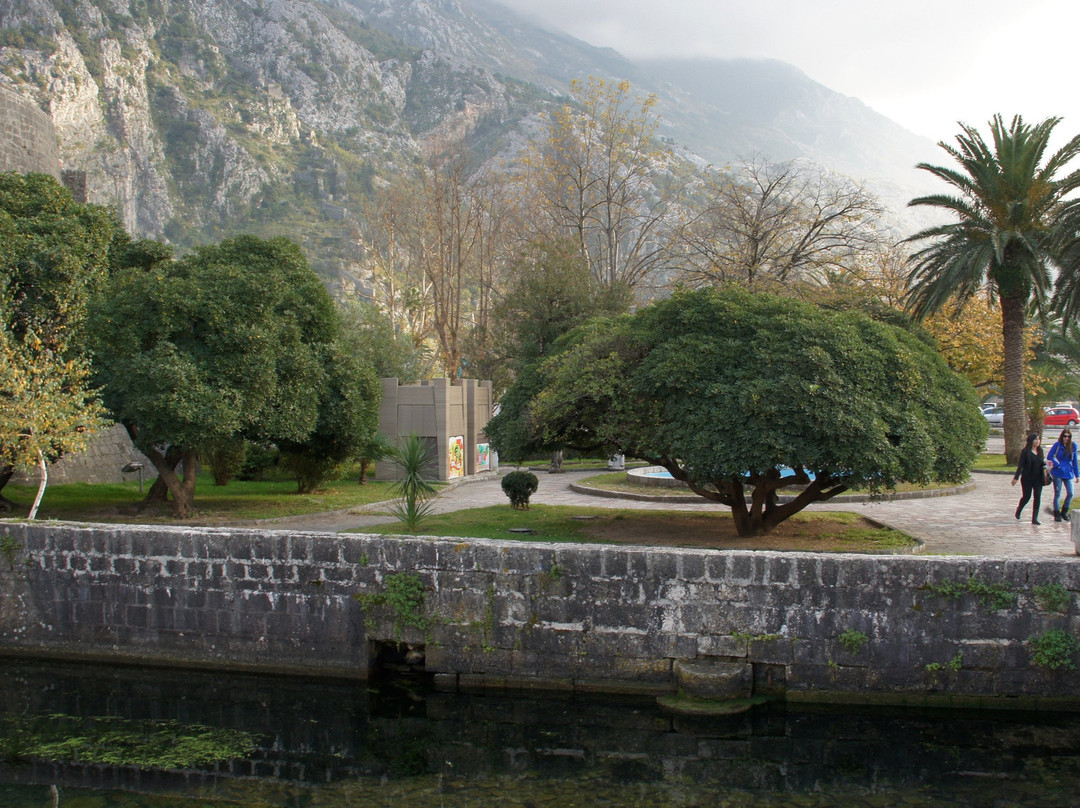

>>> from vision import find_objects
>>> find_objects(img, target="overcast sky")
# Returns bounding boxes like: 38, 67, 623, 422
496, 0, 1079, 145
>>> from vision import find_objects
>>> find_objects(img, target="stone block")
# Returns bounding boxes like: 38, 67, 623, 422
612, 656, 672, 683
749, 636, 794, 665
696, 634, 748, 657
674, 658, 752, 700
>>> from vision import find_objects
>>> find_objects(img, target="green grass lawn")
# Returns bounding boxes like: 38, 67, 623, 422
973, 452, 1013, 472
1, 472, 399, 523
356, 503, 916, 552
574, 470, 694, 496
359, 503, 601, 541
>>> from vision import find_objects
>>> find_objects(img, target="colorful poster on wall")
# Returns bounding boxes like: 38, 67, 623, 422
476, 443, 490, 471
448, 436, 465, 478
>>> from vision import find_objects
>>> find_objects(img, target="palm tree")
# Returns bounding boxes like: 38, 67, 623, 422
905, 115, 1080, 463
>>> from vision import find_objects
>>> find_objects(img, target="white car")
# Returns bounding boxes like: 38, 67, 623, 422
983, 407, 1004, 426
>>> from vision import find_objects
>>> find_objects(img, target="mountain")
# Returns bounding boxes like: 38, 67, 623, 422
0, 0, 942, 282
636, 58, 940, 227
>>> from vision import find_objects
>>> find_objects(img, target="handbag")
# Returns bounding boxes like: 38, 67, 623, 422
1043, 467, 1053, 487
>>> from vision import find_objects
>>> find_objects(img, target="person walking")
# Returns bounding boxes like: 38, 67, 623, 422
1012, 432, 1047, 525
1047, 428, 1080, 522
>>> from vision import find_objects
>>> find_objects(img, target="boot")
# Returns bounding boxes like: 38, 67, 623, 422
1055, 509, 1062, 523
1064, 508, 1071, 522
1016, 505, 1023, 520
1033, 517, 1042, 525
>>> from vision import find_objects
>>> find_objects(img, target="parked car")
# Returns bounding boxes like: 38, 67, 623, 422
983, 407, 1004, 427
980, 402, 999, 414
1044, 406, 1080, 427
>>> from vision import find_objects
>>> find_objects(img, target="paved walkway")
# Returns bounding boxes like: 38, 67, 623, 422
243, 466, 1078, 559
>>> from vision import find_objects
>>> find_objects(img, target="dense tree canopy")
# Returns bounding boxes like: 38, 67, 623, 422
89, 235, 379, 515
483, 239, 630, 461
509, 287, 986, 536
278, 340, 381, 493
0, 172, 118, 346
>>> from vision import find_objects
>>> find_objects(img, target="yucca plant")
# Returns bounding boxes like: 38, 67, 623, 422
387, 434, 438, 531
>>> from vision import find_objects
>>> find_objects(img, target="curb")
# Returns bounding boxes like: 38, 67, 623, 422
569, 479, 978, 504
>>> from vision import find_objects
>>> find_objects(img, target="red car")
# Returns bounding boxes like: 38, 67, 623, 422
1044, 406, 1080, 426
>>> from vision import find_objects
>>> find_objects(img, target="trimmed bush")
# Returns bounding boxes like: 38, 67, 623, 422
502, 470, 539, 510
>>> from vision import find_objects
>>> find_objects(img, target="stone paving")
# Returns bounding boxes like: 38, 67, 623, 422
249, 457, 1078, 560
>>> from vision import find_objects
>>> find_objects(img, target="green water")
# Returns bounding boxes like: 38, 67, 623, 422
1, 658, 1079, 807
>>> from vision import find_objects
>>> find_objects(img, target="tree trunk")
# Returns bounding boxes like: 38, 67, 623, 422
142, 444, 197, 518
28, 450, 48, 520
140, 444, 180, 507
1000, 293, 1028, 465
0, 464, 16, 512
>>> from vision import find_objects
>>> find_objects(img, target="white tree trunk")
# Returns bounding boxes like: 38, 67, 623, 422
28, 449, 47, 520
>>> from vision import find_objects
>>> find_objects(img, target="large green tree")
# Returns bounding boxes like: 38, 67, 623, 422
513, 287, 985, 536
905, 115, 1080, 463
279, 340, 381, 494
0, 172, 117, 345
483, 239, 629, 463
0, 172, 119, 509
89, 235, 377, 516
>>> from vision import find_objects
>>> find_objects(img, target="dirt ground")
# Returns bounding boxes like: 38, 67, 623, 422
573, 512, 908, 552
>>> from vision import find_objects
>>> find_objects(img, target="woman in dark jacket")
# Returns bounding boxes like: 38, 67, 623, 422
1012, 432, 1047, 525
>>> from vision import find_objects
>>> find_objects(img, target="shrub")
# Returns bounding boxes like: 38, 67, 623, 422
238, 442, 281, 481
502, 470, 539, 510
202, 437, 246, 486
1029, 629, 1078, 670
1033, 583, 1071, 612
282, 452, 344, 494
838, 628, 868, 654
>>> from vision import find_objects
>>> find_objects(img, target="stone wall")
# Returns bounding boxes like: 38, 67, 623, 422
0, 85, 60, 177
10, 424, 153, 487
1, 522, 1079, 708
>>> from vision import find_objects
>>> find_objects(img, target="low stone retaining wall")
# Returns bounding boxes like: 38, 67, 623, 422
582, 466, 977, 504
1, 522, 1079, 708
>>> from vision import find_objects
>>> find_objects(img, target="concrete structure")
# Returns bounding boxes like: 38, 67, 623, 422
2, 521, 1080, 709
375, 378, 494, 482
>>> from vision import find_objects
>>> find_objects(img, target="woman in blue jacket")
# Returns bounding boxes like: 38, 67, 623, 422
1048, 428, 1080, 522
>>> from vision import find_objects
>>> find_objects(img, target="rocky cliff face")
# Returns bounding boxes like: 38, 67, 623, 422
0, 0, 526, 278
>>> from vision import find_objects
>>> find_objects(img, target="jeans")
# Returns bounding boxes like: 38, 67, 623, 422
1053, 476, 1075, 513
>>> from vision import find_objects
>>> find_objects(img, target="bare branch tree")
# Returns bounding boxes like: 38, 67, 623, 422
521, 77, 685, 294
679, 156, 884, 290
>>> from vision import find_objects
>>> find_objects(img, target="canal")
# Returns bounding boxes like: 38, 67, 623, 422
1, 657, 1078, 807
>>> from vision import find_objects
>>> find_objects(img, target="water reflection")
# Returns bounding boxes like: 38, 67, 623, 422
1, 657, 1079, 806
